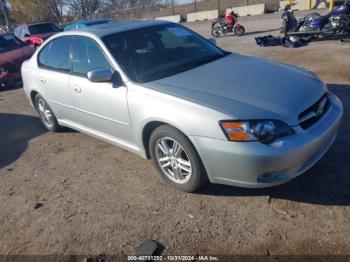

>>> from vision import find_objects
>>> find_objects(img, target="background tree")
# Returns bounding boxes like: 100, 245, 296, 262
5, 0, 169, 26
65, 0, 104, 19
0, 0, 11, 30
9, 0, 66, 24
42, 0, 66, 23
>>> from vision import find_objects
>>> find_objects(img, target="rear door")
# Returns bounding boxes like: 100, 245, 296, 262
69, 36, 132, 143
37, 36, 75, 120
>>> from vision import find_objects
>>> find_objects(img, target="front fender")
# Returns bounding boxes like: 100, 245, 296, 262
125, 82, 231, 153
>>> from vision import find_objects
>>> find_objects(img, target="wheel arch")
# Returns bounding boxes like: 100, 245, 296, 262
141, 120, 196, 160
142, 121, 168, 159
30, 90, 39, 107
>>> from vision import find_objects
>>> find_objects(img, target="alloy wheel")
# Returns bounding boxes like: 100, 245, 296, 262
37, 98, 54, 127
155, 137, 192, 184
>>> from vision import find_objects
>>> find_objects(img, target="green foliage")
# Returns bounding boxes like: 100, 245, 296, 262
9, 0, 65, 24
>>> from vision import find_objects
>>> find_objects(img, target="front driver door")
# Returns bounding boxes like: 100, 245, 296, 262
69, 36, 133, 145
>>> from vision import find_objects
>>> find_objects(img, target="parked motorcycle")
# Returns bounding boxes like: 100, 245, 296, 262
211, 14, 245, 38
281, 4, 298, 37
282, 0, 350, 41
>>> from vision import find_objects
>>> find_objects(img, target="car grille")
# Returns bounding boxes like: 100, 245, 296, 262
298, 93, 330, 130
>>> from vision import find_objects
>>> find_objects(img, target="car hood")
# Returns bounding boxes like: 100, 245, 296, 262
0, 45, 35, 73
143, 53, 327, 125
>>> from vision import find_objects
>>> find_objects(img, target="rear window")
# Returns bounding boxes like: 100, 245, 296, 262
28, 23, 60, 34
0, 34, 25, 53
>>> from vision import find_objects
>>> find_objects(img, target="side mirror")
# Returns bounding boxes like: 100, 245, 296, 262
208, 38, 217, 45
87, 68, 123, 87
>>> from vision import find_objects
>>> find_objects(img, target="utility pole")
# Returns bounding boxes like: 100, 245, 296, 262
308, 0, 312, 10
0, 0, 10, 32
194, 0, 197, 12
172, 0, 175, 15
329, 0, 334, 11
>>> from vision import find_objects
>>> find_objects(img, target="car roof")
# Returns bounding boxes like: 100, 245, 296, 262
75, 18, 113, 26
27, 22, 55, 26
74, 20, 170, 38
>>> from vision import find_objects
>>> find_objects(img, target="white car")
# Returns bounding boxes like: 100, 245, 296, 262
22, 20, 343, 192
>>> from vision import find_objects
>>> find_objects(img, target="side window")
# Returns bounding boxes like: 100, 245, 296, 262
72, 37, 111, 76
38, 37, 72, 72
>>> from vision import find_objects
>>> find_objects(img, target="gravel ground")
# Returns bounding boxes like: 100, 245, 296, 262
0, 10, 350, 258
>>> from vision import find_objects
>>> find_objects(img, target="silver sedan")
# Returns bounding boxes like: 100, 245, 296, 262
21, 20, 343, 192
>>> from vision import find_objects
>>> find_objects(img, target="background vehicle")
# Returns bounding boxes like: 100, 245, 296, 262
0, 33, 35, 89
64, 18, 115, 31
14, 22, 60, 48
211, 13, 245, 37
22, 21, 342, 192
284, 0, 350, 40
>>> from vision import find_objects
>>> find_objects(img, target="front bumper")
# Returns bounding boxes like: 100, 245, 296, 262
0, 73, 22, 89
190, 94, 343, 188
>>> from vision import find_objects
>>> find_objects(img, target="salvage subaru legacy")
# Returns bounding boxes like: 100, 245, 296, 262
21, 20, 343, 192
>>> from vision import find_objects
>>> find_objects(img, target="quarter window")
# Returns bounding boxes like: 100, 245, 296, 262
38, 37, 72, 72
72, 37, 111, 76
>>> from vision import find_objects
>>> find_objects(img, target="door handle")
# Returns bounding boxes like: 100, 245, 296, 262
73, 86, 82, 93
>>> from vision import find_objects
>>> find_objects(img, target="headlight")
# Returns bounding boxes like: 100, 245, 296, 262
219, 120, 294, 144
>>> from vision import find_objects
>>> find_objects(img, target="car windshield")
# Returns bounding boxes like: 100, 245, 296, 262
0, 34, 26, 53
28, 23, 60, 34
103, 23, 227, 83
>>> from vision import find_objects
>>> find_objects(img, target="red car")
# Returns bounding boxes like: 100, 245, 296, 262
0, 33, 35, 89
14, 22, 60, 48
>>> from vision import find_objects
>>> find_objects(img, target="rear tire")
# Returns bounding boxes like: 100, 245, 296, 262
149, 125, 208, 192
211, 25, 221, 38
35, 94, 61, 132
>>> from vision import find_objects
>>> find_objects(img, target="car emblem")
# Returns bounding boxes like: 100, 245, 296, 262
316, 97, 327, 116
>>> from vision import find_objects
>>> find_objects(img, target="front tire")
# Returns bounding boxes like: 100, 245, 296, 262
35, 94, 61, 132
234, 25, 245, 36
149, 125, 208, 192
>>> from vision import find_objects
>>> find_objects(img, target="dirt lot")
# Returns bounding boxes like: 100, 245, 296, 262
1, 11, 350, 258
